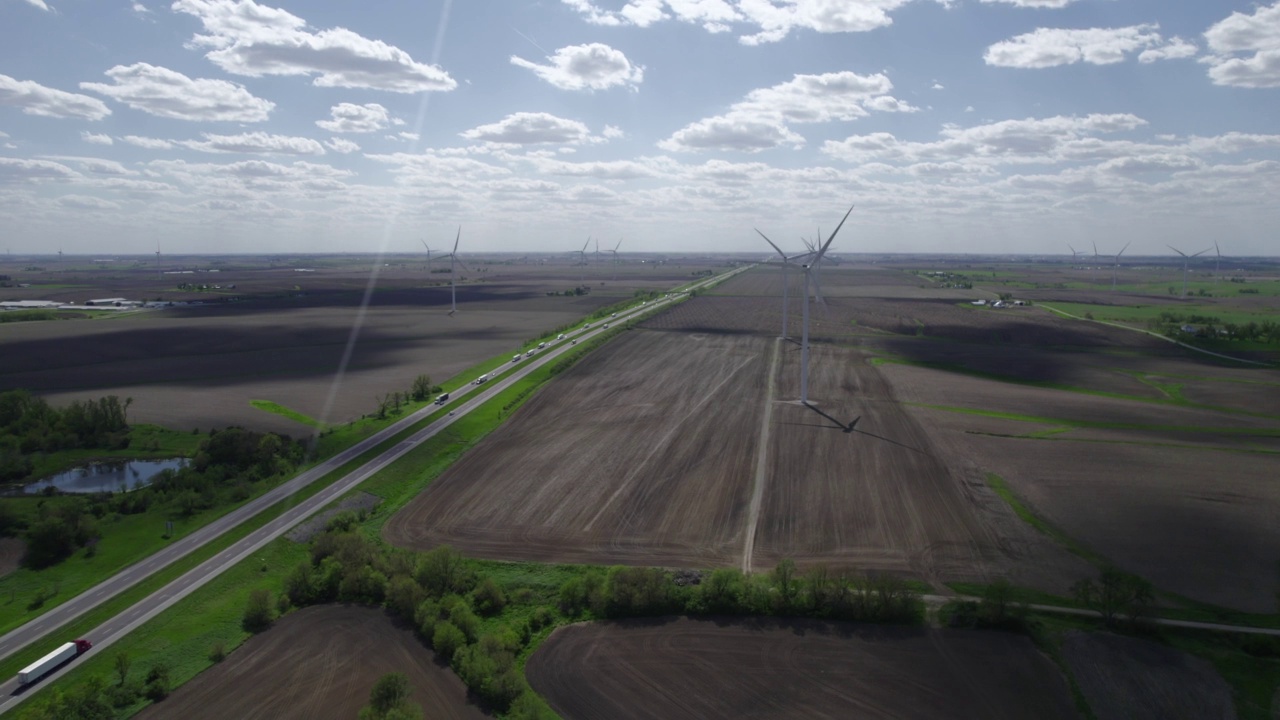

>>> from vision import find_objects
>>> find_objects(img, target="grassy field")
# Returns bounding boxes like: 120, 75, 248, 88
1038, 301, 1277, 328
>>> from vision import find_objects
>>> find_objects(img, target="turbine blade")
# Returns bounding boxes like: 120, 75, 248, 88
1214, 240, 1221, 257
1192, 248, 1209, 258
1167, 245, 1187, 258
823, 204, 855, 250
1092, 241, 1098, 258
453, 227, 460, 254
756, 229, 788, 259
1117, 241, 1130, 258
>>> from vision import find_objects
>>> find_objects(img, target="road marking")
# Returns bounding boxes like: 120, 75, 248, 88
742, 336, 780, 574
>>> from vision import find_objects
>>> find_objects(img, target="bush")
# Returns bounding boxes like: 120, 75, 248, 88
242, 588, 275, 633
143, 663, 170, 701
470, 577, 506, 616
209, 640, 227, 663
431, 621, 466, 660
415, 545, 471, 596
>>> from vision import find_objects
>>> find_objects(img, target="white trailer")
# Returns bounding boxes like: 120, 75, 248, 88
18, 639, 91, 684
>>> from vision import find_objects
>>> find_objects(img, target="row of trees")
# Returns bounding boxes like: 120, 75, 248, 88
373, 375, 440, 420
0, 391, 133, 481
239, 523, 924, 718
1149, 311, 1280, 344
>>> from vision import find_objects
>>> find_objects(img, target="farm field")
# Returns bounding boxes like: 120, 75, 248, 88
1060, 631, 1236, 720
0, 257, 707, 435
383, 329, 770, 568
134, 605, 486, 720
389, 263, 1278, 608
385, 293, 1080, 589
525, 617, 1078, 720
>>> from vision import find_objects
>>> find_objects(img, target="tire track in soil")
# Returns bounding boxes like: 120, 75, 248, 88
742, 336, 781, 573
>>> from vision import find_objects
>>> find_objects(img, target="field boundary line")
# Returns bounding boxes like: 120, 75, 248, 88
1038, 304, 1273, 367
742, 336, 780, 573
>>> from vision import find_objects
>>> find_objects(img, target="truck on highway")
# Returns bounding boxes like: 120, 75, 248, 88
435, 392, 449, 405
18, 639, 91, 685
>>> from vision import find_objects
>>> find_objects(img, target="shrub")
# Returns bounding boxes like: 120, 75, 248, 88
242, 588, 275, 633
470, 577, 506, 616
431, 621, 466, 660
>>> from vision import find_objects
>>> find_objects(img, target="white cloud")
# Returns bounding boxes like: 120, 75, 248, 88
460, 112, 595, 145
0, 74, 111, 121
822, 113, 1148, 164
985, 25, 1193, 68
325, 137, 359, 154
173, 0, 457, 93
979, 0, 1079, 7
397, 132, 419, 141
21, 0, 50, 10
80, 63, 273, 121
131, 1, 150, 12
603, 125, 625, 139
57, 195, 120, 210
1138, 37, 1197, 64
316, 103, 393, 133
660, 70, 914, 152
1203, 2, 1280, 88
181, 132, 326, 155
121, 135, 175, 150
511, 43, 644, 91
0, 157, 79, 183
81, 132, 114, 146
560, 0, 928, 45
931, 82, 944, 90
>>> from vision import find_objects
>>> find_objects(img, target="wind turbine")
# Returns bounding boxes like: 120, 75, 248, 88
1168, 244, 1209, 298
1111, 241, 1130, 292
797, 205, 853, 405
438, 227, 467, 314
1214, 240, 1222, 280
575, 237, 590, 286
420, 239, 433, 273
756, 231, 811, 342
594, 237, 600, 270
607, 239, 622, 281
155, 240, 161, 277
1092, 241, 1101, 285
1067, 244, 1079, 265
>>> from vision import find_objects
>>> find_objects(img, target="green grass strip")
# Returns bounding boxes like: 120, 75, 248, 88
249, 400, 321, 428
981, 473, 1108, 567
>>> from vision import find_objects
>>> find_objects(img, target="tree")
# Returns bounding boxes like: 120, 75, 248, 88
358, 673, 422, 720
771, 559, 798, 612
415, 545, 469, 596
242, 588, 275, 632
113, 652, 130, 686
410, 374, 432, 402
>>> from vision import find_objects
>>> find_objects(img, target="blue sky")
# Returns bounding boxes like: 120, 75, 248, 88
2, 0, 1279, 256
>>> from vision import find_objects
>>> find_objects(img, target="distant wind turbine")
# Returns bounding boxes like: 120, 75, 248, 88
607, 238, 622, 281
756, 230, 810, 342
1168, 244, 1209, 298
420, 239, 433, 273
437, 227, 467, 314
155, 240, 161, 277
1111, 242, 1130, 292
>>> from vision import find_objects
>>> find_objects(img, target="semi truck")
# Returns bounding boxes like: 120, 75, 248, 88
18, 639, 92, 685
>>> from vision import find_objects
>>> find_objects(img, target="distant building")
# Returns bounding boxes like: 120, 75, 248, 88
86, 297, 128, 306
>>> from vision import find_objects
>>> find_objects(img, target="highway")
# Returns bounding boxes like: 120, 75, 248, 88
0, 266, 748, 712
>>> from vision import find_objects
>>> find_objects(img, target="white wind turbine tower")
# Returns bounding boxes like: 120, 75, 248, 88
420, 239, 433, 273
796, 205, 853, 405
437, 227, 468, 315
755, 230, 811, 341
1214, 240, 1222, 280
1092, 242, 1101, 285
1168, 244, 1209, 298
574, 237, 590, 286
1067, 244, 1079, 265
155, 240, 162, 277
1111, 241, 1130, 292
607, 238, 622, 281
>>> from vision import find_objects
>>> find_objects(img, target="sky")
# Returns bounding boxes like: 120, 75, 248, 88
2, 0, 1279, 256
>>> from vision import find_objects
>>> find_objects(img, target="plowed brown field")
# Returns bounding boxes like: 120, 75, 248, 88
525, 617, 1077, 720
136, 605, 486, 720
384, 330, 768, 567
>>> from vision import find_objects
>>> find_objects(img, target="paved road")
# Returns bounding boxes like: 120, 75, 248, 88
0, 267, 748, 712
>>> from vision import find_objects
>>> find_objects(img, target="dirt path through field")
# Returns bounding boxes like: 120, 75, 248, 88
742, 336, 781, 573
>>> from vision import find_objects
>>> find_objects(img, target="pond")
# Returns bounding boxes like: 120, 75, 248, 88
24, 458, 188, 494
